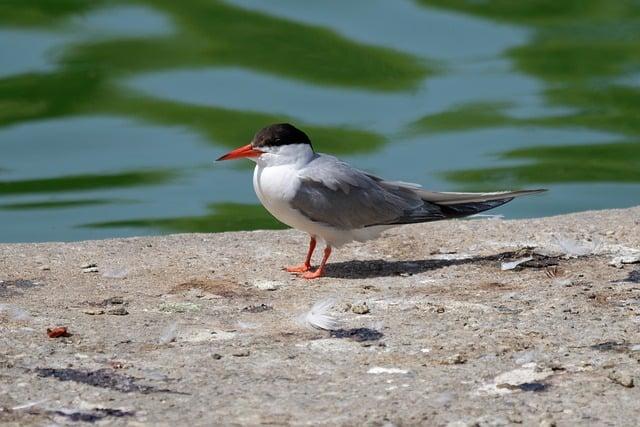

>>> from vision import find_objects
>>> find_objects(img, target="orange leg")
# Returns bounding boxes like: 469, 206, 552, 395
302, 246, 332, 279
285, 236, 316, 273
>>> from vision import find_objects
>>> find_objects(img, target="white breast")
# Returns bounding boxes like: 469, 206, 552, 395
253, 163, 302, 228
252, 163, 388, 247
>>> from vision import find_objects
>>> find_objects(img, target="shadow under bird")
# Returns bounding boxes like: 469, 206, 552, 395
217, 123, 546, 279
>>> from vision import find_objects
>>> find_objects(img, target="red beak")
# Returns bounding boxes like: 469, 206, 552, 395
216, 144, 262, 161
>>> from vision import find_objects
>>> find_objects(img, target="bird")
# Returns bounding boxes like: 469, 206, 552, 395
217, 123, 545, 279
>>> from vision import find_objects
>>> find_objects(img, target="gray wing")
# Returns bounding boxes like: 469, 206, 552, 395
290, 154, 446, 229
290, 154, 546, 229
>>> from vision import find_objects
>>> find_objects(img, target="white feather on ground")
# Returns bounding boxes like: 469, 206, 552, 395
158, 322, 178, 344
298, 297, 341, 331
11, 399, 48, 411
552, 235, 602, 257
501, 257, 533, 271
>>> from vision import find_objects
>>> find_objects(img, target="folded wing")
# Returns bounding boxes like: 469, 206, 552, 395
290, 154, 545, 229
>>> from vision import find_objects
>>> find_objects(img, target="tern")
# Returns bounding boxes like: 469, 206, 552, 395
217, 123, 545, 279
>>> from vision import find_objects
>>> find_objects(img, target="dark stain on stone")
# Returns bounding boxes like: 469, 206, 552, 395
106, 307, 129, 315
85, 296, 128, 308
621, 269, 640, 284
518, 382, 549, 392
101, 296, 126, 305
330, 328, 383, 342
590, 341, 628, 352
497, 250, 561, 270
50, 408, 135, 423
242, 303, 272, 313
516, 256, 560, 269
497, 382, 549, 392
0, 279, 42, 297
35, 368, 185, 394
495, 305, 523, 314
325, 250, 563, 279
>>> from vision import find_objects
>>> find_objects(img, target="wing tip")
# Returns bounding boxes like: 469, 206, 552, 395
521, 188, 548, 196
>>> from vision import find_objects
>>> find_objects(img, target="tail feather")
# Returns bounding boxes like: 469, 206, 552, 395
437, 197, 513, 218
428, 189, 546, 219
427, 189, 546, 218
416, 189, 547, 205
371, 178, 547, 226
373, 184, 546, 226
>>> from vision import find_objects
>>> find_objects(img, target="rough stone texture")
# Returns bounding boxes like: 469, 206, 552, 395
1, 207, 639, 426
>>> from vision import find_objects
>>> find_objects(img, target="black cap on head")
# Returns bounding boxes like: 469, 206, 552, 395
251, 123, 312, 150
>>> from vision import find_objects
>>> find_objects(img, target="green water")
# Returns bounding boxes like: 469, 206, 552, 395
1, 0, 638, 242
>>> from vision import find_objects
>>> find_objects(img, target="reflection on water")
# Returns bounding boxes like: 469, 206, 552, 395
1, 0, 638, 242
0, 170, 174, 195
88, 203, 285, 233
446, 142, 640, 189
0, 199, 112, 210
419, 0, 640, 187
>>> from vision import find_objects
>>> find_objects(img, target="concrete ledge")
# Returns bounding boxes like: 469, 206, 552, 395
1, 207, 640, 425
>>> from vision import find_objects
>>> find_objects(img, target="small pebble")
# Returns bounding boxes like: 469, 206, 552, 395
539, 416, 556, 427
80, 263, 97, 269
232, 350, 250, 357
254, 281, 280, 291
608, 370, 634, 388
445, 354, 467, 365
547, 361, 565, 371
351, 303, 370, 315
82, 267, 99, 273
103, 296, 125, 305
436, 307, 445, 314
212, 353, 222, 360
107, 307, 129, 316
508, 413, 523, 424
39, 265, 50, 271
47, 326, 71, 338
242, 304, 272, 313
83, 309, 105, 315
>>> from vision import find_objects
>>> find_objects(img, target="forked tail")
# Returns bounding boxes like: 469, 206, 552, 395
372, 185, 547, 226
418, 189, 546, 218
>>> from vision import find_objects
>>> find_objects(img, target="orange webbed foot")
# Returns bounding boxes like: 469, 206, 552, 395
285, 264, 311, 273
301, 269, 325, 279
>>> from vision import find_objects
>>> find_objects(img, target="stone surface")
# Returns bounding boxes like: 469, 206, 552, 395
1, 207, 640, 425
